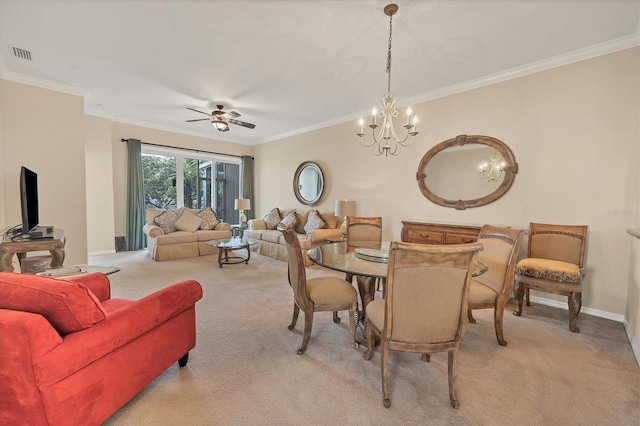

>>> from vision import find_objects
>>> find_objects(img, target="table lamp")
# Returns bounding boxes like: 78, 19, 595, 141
234, 198, 251, 225
334, 200, 356, 241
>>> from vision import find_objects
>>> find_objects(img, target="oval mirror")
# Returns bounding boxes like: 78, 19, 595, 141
294, 161, 324, 206
416, 135, 517, 210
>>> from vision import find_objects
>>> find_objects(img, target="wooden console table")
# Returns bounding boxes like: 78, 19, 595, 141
0, 229, 65, 272
401, 221, 481, 245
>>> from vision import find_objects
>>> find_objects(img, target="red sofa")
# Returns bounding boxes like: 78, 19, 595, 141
0, 272, 203, 426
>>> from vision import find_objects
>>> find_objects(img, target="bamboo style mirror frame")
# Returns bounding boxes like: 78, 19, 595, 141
293, 161, 324, 206
416, 135, 518, 210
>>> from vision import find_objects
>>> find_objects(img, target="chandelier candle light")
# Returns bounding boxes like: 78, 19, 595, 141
358, 3, 418, 157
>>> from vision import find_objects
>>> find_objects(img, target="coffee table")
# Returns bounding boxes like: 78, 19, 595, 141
208, 237, 258, 268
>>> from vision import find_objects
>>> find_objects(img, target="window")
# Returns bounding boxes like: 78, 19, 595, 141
141, 146, 240, 223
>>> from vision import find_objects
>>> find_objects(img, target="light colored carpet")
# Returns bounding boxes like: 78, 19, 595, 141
96, 250, 639, 425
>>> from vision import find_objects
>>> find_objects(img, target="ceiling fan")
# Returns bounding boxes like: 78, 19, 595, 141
186, 105, 256, 132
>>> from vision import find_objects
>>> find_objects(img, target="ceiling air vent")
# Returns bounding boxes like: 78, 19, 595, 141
11, 46, 32, 60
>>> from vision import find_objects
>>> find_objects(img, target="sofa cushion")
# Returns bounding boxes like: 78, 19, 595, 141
0, 273, 107, 335
304, 209, 327, 233
155, 231, 198, 245
154, 210, 179, 234
196, 207, 220, 230
262, 230, 283, 244
279, 210, 299, 230
515, 258, 582, 283
175, 209, 203, 233
264, 208, 281, 230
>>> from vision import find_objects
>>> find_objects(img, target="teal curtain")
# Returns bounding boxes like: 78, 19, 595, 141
240, 156, 254, 220
125, 139, 146, 250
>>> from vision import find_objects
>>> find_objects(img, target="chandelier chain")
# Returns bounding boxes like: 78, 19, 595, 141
386, 12, 393, 93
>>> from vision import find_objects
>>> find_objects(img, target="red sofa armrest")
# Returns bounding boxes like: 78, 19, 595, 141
35, 280, 203, 384
66, 272, 111, 302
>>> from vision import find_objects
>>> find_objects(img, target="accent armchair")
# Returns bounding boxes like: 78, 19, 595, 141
0, 272, 202, 425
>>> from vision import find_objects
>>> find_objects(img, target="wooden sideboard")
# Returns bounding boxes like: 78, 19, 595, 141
401, 221, 481, 245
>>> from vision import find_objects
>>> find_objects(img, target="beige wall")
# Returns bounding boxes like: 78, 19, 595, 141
109, 122, 253, 238
255, 47, 640, 317
0, 80, 88, 268
85, 115, 116, 254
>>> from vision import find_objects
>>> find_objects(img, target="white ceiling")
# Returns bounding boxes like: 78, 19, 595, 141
1, 0, 638, 146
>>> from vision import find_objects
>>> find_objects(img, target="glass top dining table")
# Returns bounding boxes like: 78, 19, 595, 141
306, 241, 487, 279
307, 241, 487, 340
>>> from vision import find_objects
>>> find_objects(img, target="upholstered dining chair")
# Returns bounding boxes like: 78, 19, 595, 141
281, 227, 358, 355
364, 241, 483, 408
467, 225, 525, 346
346, 216, 382, 243
513, 222, 588, 333
345, 216, 384, 294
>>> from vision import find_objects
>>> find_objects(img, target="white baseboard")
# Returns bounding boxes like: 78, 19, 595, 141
88, 250, 116, 256
623, 318, 640, 368
528, 295, 625, 322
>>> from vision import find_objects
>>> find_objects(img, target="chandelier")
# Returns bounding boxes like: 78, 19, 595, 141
357, 3, 418, 157
478, 151, 506, 182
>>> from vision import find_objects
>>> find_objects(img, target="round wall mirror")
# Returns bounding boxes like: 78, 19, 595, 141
416, 135, 518, 210
294, 161, 324, 206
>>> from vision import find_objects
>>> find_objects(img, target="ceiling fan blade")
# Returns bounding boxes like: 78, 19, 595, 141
226, 111, 241, 118
228, 118, 256, 129
185, 118, 210, 122
186, 107, 212, 117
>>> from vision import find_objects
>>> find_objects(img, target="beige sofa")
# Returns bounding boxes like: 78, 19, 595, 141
143, 207, 232, 261
244, 208, 341, 266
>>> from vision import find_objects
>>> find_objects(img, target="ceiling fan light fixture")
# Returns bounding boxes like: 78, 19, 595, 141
213, 121, 229, 132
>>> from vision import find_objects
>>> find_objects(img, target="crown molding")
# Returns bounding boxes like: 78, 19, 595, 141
0, 55, 87, 97
403, 33, 640, 107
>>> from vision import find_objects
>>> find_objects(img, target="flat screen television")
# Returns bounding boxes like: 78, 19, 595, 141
20, 166, 39, 235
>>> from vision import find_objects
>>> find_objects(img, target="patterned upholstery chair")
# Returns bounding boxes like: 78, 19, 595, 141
513, 222, 588, 332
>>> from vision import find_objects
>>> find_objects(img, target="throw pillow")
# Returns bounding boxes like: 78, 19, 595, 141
263, 208, 281, 230
304, 209, 327, 233
154, 209, 179, 234
175, 209, 203, 233
279, 211, 299, 230
0, 272, 107, 335
196, 207, 220, 230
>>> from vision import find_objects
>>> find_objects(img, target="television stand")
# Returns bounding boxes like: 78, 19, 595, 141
0, 229, 65, 272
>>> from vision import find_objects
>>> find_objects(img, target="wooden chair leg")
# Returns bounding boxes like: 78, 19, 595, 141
448, 348, 460, 408
494, 302, 507, 346
288, 304, 299, 330
513, 283, 524, 317
298, 311, 313, 355
467, 308, 476, 324
568, 292, 582, 333
421, 353, 430, 362
333, 311, 340, 324
381, 342, 391, 408
525, 287, 531, 306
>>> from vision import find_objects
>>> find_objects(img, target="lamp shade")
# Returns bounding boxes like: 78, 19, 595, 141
334, 200, 356, 217
234, 198, 251, 210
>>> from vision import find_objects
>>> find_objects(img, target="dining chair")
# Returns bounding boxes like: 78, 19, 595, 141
345, 216, 382, 244
345, 216, 384, 295
281, 227, 358, 355
466, 225, 525, 346
513, 222, 588, 332
363, 241, 483, 408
